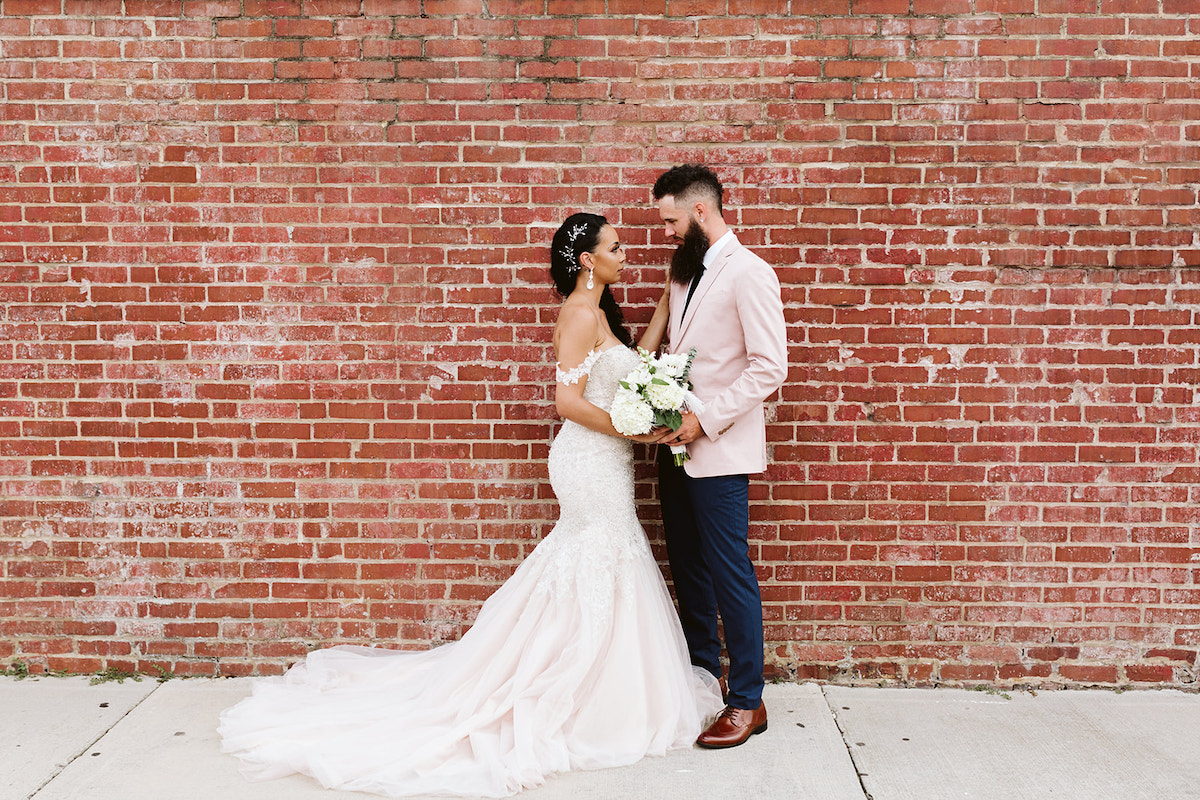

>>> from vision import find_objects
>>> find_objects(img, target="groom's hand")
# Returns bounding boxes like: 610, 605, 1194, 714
659, 412, 703, 446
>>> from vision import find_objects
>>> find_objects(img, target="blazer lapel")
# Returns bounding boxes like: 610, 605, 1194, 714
677, 237, 738, 340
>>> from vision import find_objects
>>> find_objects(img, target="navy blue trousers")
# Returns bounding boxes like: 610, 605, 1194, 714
657, 448, 764, 710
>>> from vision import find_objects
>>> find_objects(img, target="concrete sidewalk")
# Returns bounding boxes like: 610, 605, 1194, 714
5, 676, 1198, 800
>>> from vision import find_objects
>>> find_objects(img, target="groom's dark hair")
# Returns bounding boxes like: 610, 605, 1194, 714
653, 164, 724, 215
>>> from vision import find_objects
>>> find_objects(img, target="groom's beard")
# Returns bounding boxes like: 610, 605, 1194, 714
669, 220, 710, 286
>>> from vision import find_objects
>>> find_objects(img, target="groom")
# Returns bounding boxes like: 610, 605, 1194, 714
653, 164, 788, 749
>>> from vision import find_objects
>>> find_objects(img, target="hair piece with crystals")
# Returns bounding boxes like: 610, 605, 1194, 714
556, 222, 592, 275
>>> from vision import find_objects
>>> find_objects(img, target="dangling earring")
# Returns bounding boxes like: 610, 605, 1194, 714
586, 269, 594, 290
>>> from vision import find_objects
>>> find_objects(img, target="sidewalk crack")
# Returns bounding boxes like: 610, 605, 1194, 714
26, 681, 164, 800
820, 685, 874, 800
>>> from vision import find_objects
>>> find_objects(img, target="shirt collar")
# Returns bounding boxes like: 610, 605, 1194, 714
703, 230, 737, 269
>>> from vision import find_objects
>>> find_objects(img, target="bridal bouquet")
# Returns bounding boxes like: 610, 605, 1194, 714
610, 347, 702, 466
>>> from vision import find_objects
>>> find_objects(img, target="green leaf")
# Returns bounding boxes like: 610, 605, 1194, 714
655, 410, 683, 430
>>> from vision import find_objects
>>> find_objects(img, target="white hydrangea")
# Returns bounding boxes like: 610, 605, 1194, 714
609, 388, 655, 435
646, 379, 685, 411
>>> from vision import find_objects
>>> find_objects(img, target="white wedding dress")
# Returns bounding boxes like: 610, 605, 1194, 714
218, 344, 723, 798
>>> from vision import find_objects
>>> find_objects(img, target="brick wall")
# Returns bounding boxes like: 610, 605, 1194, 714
2, 0, 1198, 688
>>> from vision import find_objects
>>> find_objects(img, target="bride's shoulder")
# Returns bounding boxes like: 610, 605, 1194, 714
552, 299, 601, 349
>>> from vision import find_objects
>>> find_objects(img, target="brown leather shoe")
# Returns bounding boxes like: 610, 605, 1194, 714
696, 702, 767, 749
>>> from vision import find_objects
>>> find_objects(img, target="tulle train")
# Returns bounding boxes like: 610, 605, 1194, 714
218, 517, 722, 797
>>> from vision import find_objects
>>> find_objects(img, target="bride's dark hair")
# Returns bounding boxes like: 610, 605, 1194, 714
549, 212, 632, 346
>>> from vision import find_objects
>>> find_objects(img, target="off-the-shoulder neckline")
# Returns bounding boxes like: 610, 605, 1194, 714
554, 343, 626, 385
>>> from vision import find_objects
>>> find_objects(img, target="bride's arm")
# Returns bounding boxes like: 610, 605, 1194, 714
554, 304, 661, 442
554, 305, 625, 436
636, 285, 670, 352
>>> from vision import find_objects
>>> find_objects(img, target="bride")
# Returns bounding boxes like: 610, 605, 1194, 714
218, 213, 724, 798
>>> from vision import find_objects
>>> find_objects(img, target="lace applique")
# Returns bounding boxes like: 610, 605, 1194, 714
555, 347, 606, 386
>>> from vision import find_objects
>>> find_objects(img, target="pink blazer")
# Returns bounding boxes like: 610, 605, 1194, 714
666, 235, 788, 478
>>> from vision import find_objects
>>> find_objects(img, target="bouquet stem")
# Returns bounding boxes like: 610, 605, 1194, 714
670, 444, 689, 466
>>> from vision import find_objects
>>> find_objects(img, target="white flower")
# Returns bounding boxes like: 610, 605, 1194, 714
656, 353, 690, 378
646, 379, 685, 411
609, 388, 655, 435
625, 366, 653, 389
